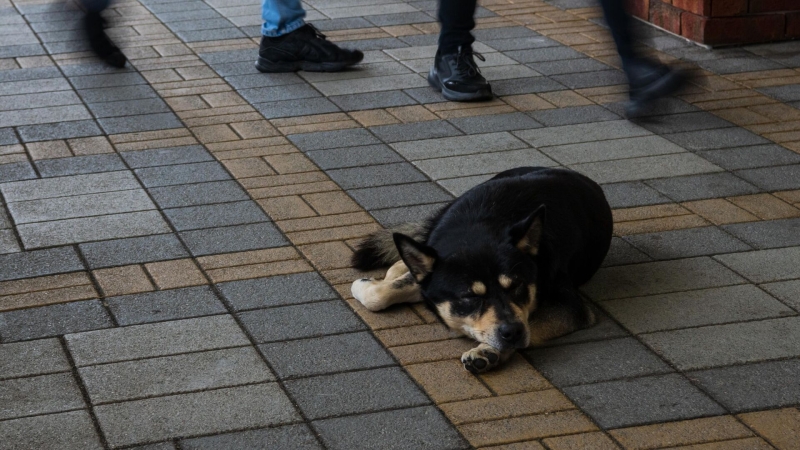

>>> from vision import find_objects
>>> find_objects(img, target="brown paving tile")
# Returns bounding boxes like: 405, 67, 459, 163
441, 390, 574, 425
386, 105, 439, 123
230, 120, 280, 139
660, 437, 773, 450
175, 66, 216, 80
201, 92, 248, 108
411, 302, 440, 323
543, 432, 620, 450
775, 190, 800, 205
436, 105, 517, 119
25, 140, 71, 160
279, 120, 359, 135
141, 68, 182, 83
257, 196, 317, 220
250, 180, 340, 198
381, 25, 423, 37
205, 259, 313, 283
277, 211, 374, 233
17, 56, 53, 68
459, 410, 597, 447
240, 172, 330, 189
221, 157, 276, 178
67, 136, 115, 156
614, 214, 709, 236
712, 108, 773, 126
427, 99, 507, 113
609, 416, 753, 450
115, 136, 198, 151
612, 204, 690, 222
479, 354, 552, 395
344, 297, 426, 330
728, 194, 800, 220
749, 104, 800, 122
538, 90, 595, 107
144, 258, 208, 289
350, 109, 401, 127
196, 247, 301, 270
302, 191, 363, 215
322, 266, 386, 285
738, 408, 800, 450
0, 273, 96, 311
0, 58, 19, 70
374, 323, 456, 347
298, 241, 354, 271
287, 223, 382, 245
389, 338, 477, 365
264, 153, 318, 174
93, 265, 155, 297
110, 128, 192, 144
0, 285, 99, 312
166, 95, 208, 112
0, 153, 28, 165
479, 441, 546, 450
192, 124, 240, 143
405, 359, 493, 403
681, 199, 760, 225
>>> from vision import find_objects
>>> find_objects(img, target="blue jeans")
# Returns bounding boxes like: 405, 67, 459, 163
262, 0, 306, 37
81, 0, 110, 13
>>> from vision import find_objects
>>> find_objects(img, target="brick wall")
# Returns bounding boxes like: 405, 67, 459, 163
626, 0, 799, 46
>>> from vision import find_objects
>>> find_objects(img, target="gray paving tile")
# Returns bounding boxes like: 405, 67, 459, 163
255, 97, 342, 119
646, 172, 761, 202
723, 218, 800, 249
180, 222, 287, 256
313, 406, 467, 450
370, 202, 448, 227
66, 315, 249, 366
391, 131, 527, 160
699, 144, 800, 170
80, 347, 273, 404
582, 257, 746, 301
177, 27, 246, 42
0, 410, 103, 450
506, 46, 584, 63
8, 189, 154, 224
736, 164, 800, 191
365, 11, 435, 26
239, 84, 321, 104
17, 210, 171, 248
17, 119, 102, 142
0, 161, 36, 182
69, 72, 147, 89
86, 98, 170, 118
289, 128, 381, 151
402, 86, 449, 104
94, 383, 299, 448
0, 246, 84, 282
605, 98, 700, 116
563, 374, 725, 429
415, 148, 557, 179
259, 332, 394, 379
0, 339, 69, 380
181, 424, 321, 450
0, 91, 81, 112
602, 237, 652, 267
329, 90, 417, 111
349, 182, 453, 210
77, 84, 158, 103
491, 76, 566, 95
135, 161, 231, 188
601, 181, 672, 208
698, 56, 784, 74
1, 229, 27, 252
0, 104, 92, 128
551, 70, 627, 89
542, 135, 685, 165
642, 317, 800, 370
0, 373, 84, 420
285, 367, 429, 419
473, 26, 540, 40
634, 111, 734, 134
149, 180, 250, 208
35, 154, 127, 177
120, 145, 213, 168
602, 284, 794, 334
761, 279, 800, 311
715, 246, 800, 283
239, 300, 365, 343
436, 174, 493, 196
624, 226, 752, 260
106, 286, 226, 326
572, 153, 723, 184
217, 272, 336, 311
758, 84, 800, 102
0, 66, 61, 83
448, 112, 542, 134
370, 120, 463, 143
0, 127, 17, 145
530, 105, 620, 126
689, 358, 800, 412
0, 171, 139, 202
515, 120, 650, 147
0, 300, 112, 342
0, 77, 70, 97
98, 112, 183, 134
225, 72, 303, 90
662, 127, 770, 151
306, 144, 404, 169
327, 162, 428, 189
542, 310, 630, 348
531, 57, 612, 75
79, 233, 189, 269
163, 201, 269, 231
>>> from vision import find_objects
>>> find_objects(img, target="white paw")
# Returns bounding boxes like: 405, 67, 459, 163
351, 278, 386, 312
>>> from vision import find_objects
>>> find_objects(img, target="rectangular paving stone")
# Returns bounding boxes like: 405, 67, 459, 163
313, 406, 467, 450
94, 384, 299, 448
391, 132, 527, 160
0, 161, 36, 183
582, 257, 746, 301
149, 180, 250, 208
435, 174, 491, 196
0, 171, 140, 202
715, 246, 800, 283
736, 164, 800, 191
0, 127, 17, 145
571, 153, 723, 184
254, 97, 341, 119
69, 72, 146, 89
86, 98, 170, 118
371, 202, 448, 226
525, 337, 672, 387
327, 162, 428, 189
77, 84, 158, 103
239, 84, 320, 104
723, 218, 800, 249
0, 372, 84, 420
0, 77, 70, 97
0, 91, 82, 112
217, 271, 336, 311
490, 77, 566, 95
646, 172, 761, 202
0, 338, 70, 380
541, 135, 685, 165
349, 181, 453, 209
635, 111, 734, 134
17, 210, 171, 248
35, 154, 127, 177
164, 201, 269, 231
0, 246, 84, 282
259, 331, 394, 379
180, 222, 288, 256
506, 46, 584, 63
106, 286, 226, 326
623, 226, 751, 260
603, 237, 652, 267
514, 120, 650, 147
761, 279, 800, 311
135, 161, 231, 187
700, 144, 800, 171
315, 74, 428, 96
663, 128, 770, 151
98, 112, 183, 135
329, 90, 418, 111
370, 120, 462, 143
121, 145, 214, 168
415, 148, 557, 179
8, 189, 155, 224
551, 70, 627, 89
447, 112, 542, 134
80, 347, 274, 404
66, 315, 249, 366
225, 72, 303, 90
181, 424, 321, 450
239, 300, 365, 343
0, 299, 112, 342
532, 57, 612, 75
0, 410, 103, 450
79, 233, 188, 269
0, 104, 92, 128
602, 284, 795, 334
564, 374, 724, 429
601, 181, 673, 208
289, 128, 381, 151
17, 119, 102, 142
530, 105, 620, 126
0, 66, 61, 83
306, 144, 404, 169
642, 316, 800, 370
689, 358, 800, 412
285, 367, 428, 420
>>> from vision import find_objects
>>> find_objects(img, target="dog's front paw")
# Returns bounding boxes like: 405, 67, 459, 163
461, 344, 503, 374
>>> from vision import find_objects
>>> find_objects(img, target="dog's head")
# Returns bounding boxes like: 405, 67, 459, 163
393, 206, 545, 351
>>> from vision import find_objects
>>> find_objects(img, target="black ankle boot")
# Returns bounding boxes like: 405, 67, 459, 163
428, 46, 493, 102
625, 58, 687, 117
84, 12, 126, 68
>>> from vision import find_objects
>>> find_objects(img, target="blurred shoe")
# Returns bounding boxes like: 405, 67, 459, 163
256, 24, 363, 73
84, 12, 126, 68
428, 46, 493, 102
625, 59, 687, 117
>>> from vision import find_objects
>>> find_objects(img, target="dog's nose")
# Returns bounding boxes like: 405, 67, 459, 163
499, 323, 524, 343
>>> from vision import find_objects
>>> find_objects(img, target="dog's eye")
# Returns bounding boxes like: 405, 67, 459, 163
459, 296, 483, 311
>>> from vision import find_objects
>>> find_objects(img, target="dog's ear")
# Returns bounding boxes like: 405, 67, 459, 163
510, 205, 546, 256
393, 233, 437, 282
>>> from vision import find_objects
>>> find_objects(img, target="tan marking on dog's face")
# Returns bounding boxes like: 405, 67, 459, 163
498, 274, 513, 289
471, 281, 486, 296
528, 284, 538, 311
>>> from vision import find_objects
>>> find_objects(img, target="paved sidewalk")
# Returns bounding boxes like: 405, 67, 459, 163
2, 0, 800, 448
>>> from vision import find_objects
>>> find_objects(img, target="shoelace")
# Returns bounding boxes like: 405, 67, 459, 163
306, 23, 328, 41
455, 46, 486, 77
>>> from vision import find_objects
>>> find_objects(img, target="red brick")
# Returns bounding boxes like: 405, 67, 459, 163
682, 12, 785, 44
750, 0, 800, 13
650, 0, 683, 33
673, 0, 711, 15
711, 0, 747, 16
788, 12, 800, 37
625, 0, 650, 20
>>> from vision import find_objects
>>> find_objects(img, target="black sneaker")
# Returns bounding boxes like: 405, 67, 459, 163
256, 24, 363, 73
83, 12, 126, 68
428, 46, 492, 102
625, 59, 688, 117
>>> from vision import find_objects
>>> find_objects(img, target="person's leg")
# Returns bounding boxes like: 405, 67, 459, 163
256, 0, 363, 72
429, 0, 492, 102
81, 0, 111, 13
81, 0, 126, 68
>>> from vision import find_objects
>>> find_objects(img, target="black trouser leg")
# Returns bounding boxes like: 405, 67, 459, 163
596, 0, 638, 71
438, 0, 478, 54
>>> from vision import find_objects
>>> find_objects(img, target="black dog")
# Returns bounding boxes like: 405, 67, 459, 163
351, 167, 613, 373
